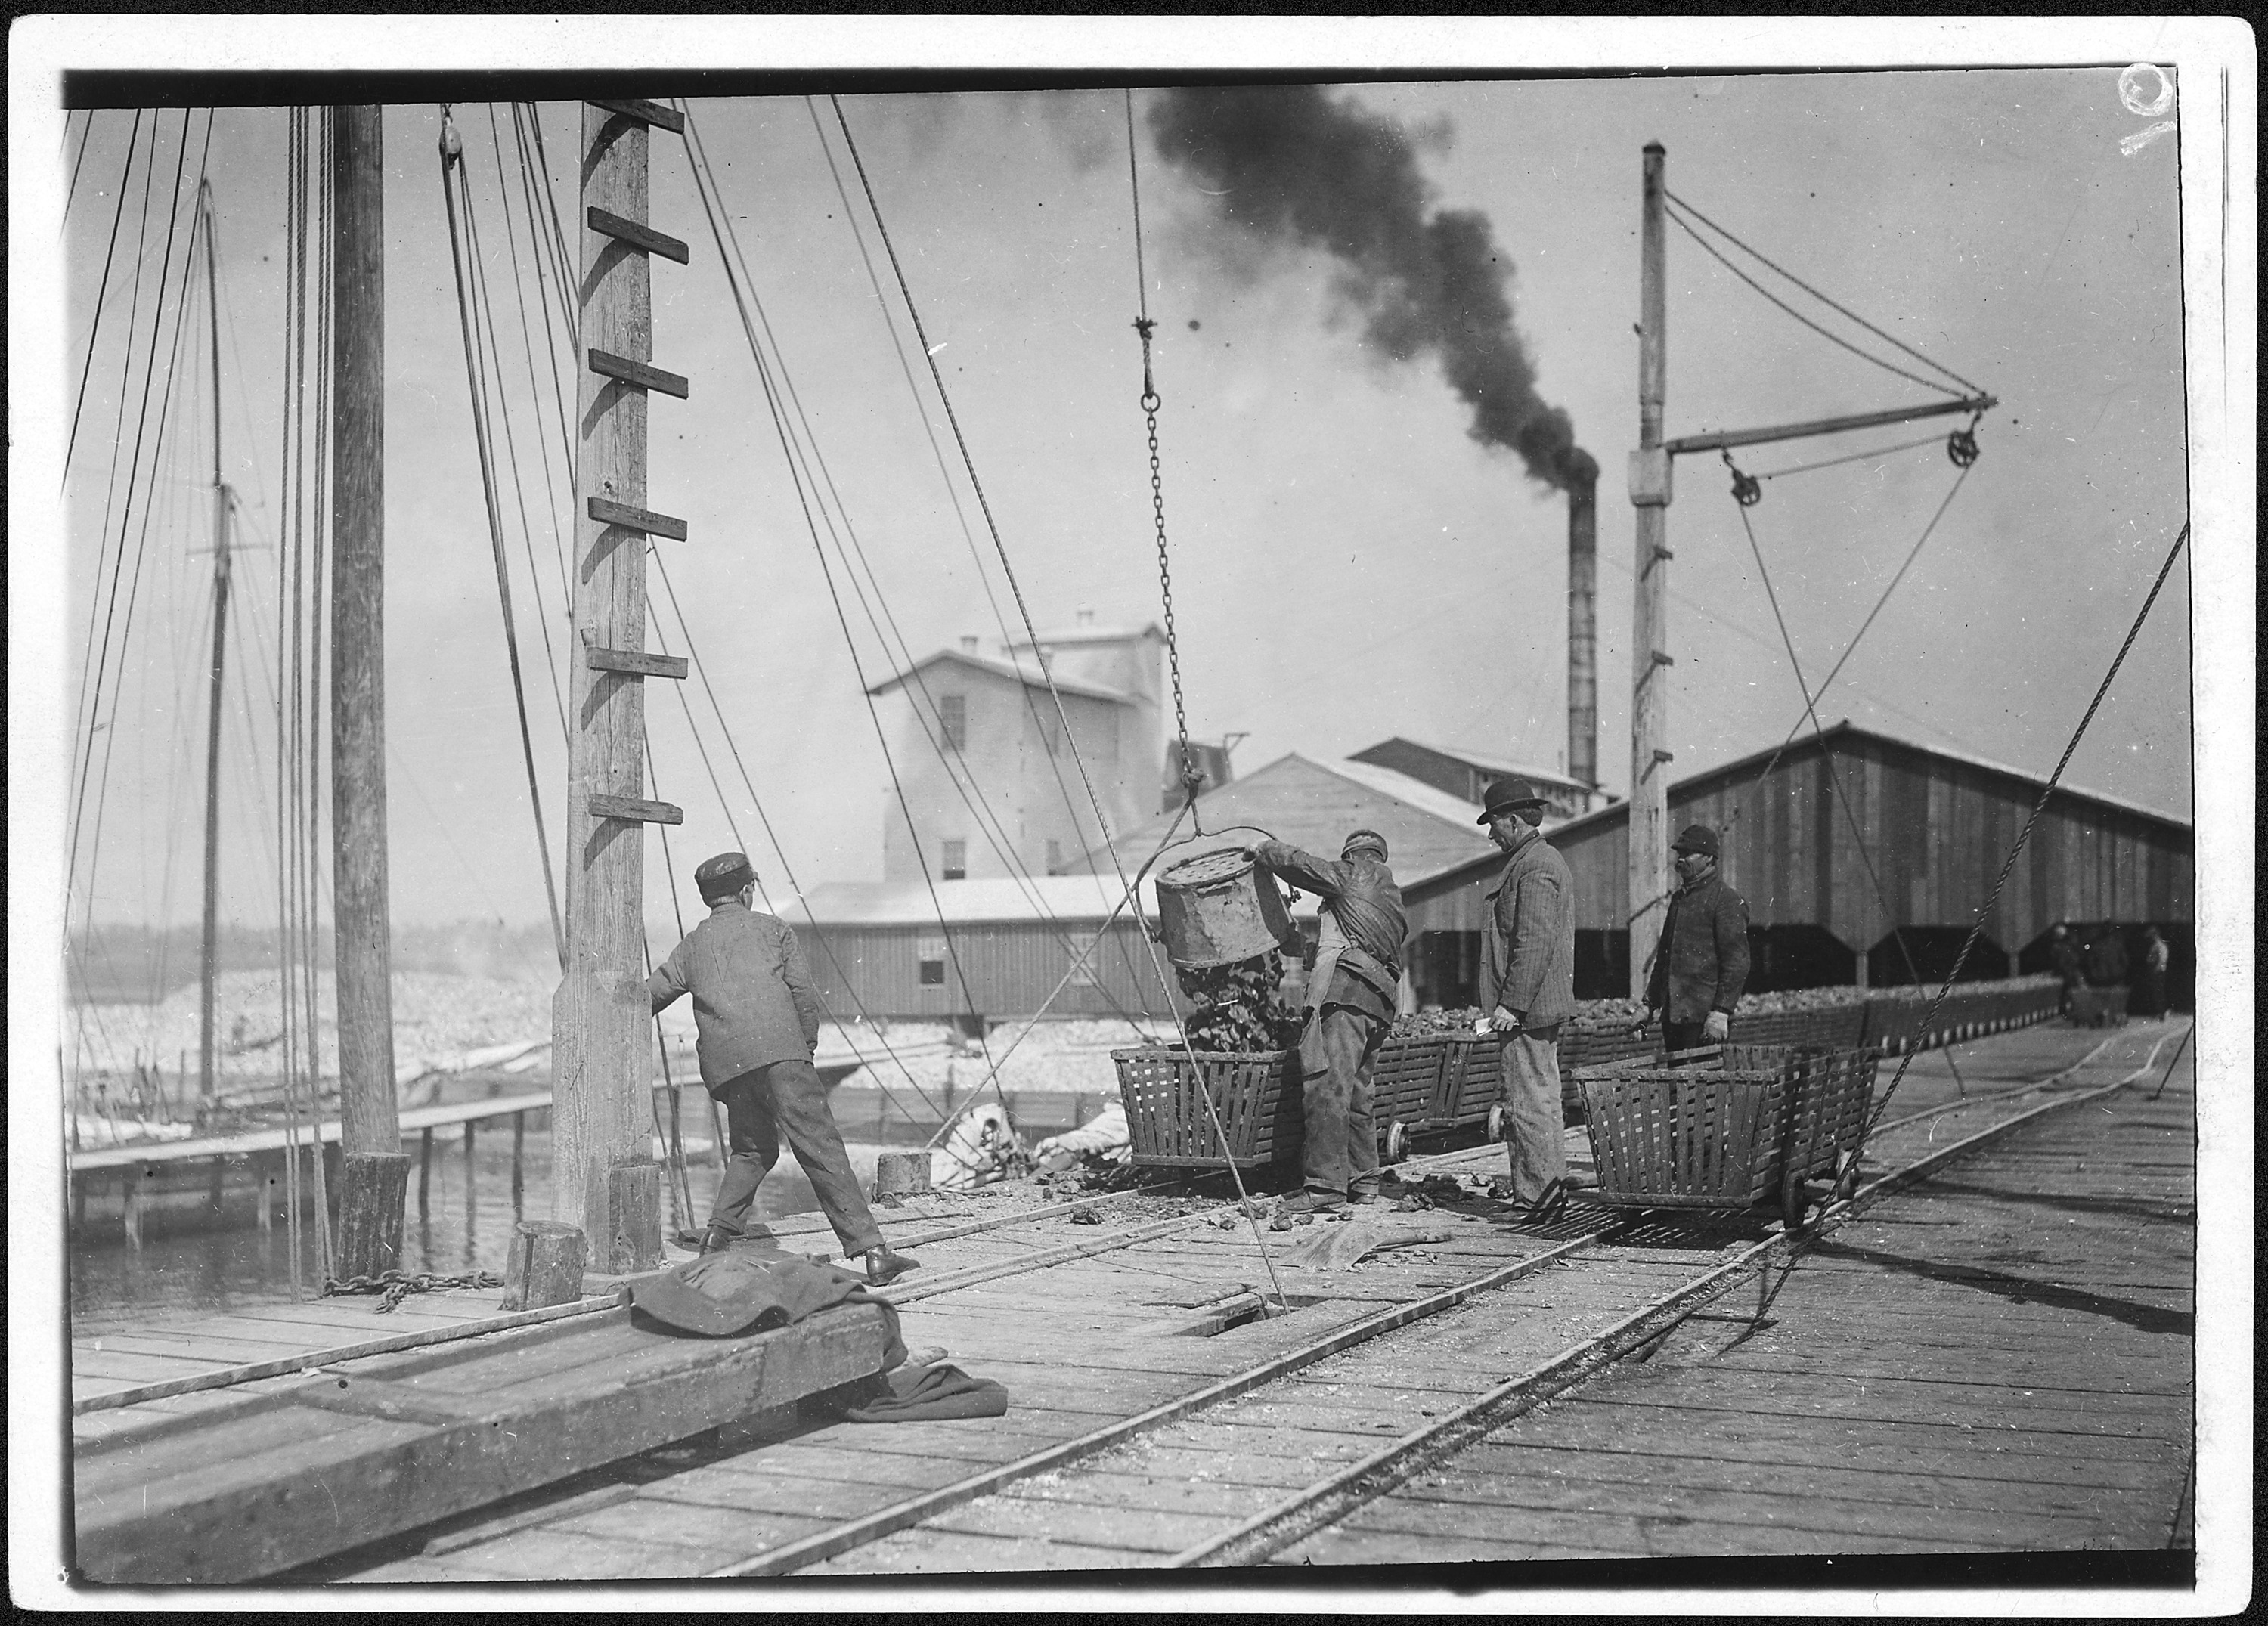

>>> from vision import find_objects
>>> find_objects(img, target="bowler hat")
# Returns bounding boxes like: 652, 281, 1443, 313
1671, 824, 1720, 859
1476, 777, 1549, 824
695, 850, 756, 900
1342, 828, 1389, 859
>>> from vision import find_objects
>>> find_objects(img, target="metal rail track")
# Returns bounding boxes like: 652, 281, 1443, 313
695, 1024, 2167, 1577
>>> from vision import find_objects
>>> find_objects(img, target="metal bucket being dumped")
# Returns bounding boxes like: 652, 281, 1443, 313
1154, 847, 1301, 971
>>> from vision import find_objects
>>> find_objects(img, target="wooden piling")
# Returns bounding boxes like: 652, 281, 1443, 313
499, 1219, 590, 1311
330, 101, 407, 1278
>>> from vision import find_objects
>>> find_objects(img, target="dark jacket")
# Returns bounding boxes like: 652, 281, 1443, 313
1478, 823, 1576, 1027
1250, 841, 1406, 1021
648, 899, 825, 1086
2049, 936, 2084, 989
2085, 930, 2130, 988
1645, 871, 1751, 1023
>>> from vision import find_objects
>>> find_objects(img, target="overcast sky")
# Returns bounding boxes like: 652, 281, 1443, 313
43, 56, 2209, 939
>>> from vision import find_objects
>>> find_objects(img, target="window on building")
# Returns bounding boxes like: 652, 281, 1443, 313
919, 959, 946, 986
939, 692, 967, 751
940, 838, 967, 881
1045, 838, 1063, 874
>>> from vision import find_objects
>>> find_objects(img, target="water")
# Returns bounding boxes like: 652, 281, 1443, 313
67, 1127, 890, 1336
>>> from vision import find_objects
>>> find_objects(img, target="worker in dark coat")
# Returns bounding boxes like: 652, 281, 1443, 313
2047, 924, 2084, 1013
1245, 830, 1407, 1213
1644, 824, 1752, 1055
1476, 779, 1577, 1212
2085, 923, 2130, 989
649, 852, 919, 1287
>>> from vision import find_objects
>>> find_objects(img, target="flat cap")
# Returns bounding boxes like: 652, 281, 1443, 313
695, 850, 756, 899
1671, 824, 1720, 859
1341, 828, 1389, 860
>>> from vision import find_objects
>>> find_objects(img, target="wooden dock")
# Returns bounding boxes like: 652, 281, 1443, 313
208, 1017, 2197, 1585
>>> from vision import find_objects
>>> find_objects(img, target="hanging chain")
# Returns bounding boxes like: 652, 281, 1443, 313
1125, 91, 1202, 812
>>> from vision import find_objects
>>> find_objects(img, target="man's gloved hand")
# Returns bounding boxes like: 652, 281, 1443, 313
1702, 1010, 1730, 1043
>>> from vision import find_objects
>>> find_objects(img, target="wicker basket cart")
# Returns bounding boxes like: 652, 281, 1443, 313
1368, 1035, 1448, 1163
1112, 1047, 1301, 1175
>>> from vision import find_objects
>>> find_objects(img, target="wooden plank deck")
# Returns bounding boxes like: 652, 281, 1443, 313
1281, 1023, 2196, 1566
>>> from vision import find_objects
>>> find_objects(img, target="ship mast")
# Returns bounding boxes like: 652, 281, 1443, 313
194, 179, 231, 1103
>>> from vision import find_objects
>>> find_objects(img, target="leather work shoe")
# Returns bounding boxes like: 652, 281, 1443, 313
865, 1247, 921, 1288
1278, 1191, 1346, 1217
698, 1225, 737, 1256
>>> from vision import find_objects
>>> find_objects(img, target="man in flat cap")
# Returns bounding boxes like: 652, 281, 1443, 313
1244, 828, 1408, 1213
1644, 823, 1752, 1055
649, 852, 919, 1286
1476, 778, 1576, 1213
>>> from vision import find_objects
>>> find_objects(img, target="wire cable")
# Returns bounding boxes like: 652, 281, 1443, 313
1665, 199, 1966, 401
1665, 187, 1984, 396
1848, 521, 2189, 1159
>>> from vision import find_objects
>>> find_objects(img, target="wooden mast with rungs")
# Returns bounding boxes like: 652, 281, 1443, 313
550, 97, 690, 1274
330, 104, 408, 1275
1628, 142, 1673, 1001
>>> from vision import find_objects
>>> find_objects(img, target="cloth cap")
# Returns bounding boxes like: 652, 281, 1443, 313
1341, 828, 1388, 860
1476, 777, 1548, 824
630, 1251, 861, 1337
1672, 824, 1720, 859
696, 850, 755, 900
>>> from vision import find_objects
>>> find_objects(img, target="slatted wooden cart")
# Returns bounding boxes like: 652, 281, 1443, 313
1113, 1047, 1302, 1177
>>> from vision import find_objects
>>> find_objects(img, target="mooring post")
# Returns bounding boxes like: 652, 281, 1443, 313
550, 99, 689, 1276
330, 102, 409, 1277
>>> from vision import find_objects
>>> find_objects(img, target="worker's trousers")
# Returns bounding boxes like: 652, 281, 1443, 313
1299, 1004, 1383, 1202
707, 1058, 884, 1257
1495, 1026, 1566, 1206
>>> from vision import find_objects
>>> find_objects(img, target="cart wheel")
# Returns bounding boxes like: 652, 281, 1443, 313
1781, 1169, 1808, 1229
1834, 1164, 1859, 1203
1384, 1121, 1408, 1163
1485, 1104, 1505, 1142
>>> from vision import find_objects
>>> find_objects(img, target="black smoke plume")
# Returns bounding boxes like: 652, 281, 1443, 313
1151, 86, 1597, 491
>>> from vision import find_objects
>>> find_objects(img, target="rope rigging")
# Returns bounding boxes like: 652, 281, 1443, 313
680, 101, 1172, 1119
797, 96, 1157, 1005
437, 105, 567, 970
65, 108, 144, 478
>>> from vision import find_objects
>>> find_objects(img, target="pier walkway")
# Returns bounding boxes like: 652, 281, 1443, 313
274, 1017, 2193, 1583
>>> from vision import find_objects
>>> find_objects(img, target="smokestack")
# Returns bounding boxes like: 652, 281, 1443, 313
1566, 470, 1599, 789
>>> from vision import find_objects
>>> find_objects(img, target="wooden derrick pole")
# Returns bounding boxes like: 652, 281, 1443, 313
1628, 142, 1672, 1000
329, 104, 407, 1275
550, 98, 690, 1274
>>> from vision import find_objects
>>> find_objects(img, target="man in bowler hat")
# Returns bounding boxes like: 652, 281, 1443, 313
1476, 779, 1576, 1213
1644, 823, 1751, 1055
649, 851, 919, 1287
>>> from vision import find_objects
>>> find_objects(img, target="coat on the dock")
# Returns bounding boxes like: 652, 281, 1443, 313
1250, 840, 1405, 1021
648, 899, 825, 1086
1478, 822, 1576, 1027
1645, 872, 1752, 1024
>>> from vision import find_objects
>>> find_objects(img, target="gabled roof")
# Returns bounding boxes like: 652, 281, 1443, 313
863, 647, 1132, 706
1064, 752, 1500, 891
1003, 621, 1165, 651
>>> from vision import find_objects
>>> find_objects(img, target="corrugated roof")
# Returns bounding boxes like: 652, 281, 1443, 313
863, 647, 1132, 705
1064, 752, 1500, 890
1374, 737, 1595, 794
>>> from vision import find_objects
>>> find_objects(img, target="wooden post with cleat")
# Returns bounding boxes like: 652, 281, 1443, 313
550, 98, 692, 1276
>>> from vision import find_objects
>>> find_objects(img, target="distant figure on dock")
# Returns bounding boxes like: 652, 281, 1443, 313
2048, 924, 2084, 1014
1476, 778, 1576, 1211
1245, 830, 1407, 1214
2137, 925, 2170, 1018
1644, 823, 1751, 1055
2084, 921, 2130, 990
649, 851, 919, 1287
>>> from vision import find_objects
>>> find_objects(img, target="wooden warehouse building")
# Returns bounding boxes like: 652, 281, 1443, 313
1404, 721, 2195, 1006
800, 724, 2192, 1024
